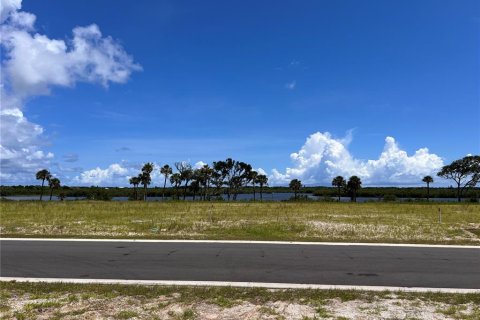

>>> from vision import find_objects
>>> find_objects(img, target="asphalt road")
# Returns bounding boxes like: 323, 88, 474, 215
1, 240, 479, 289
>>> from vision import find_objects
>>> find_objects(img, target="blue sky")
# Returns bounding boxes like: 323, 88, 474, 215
1, 0, 479, 186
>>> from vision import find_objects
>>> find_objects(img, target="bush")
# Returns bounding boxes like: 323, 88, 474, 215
86, 188, 112, 201
319, 196, 335, 202
383, 194, 397, 202
287, 195, 311, 201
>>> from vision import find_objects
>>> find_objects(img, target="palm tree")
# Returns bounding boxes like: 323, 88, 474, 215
48, 177, 61, 201
256, 174, 268, 201
35, 169, 51, 201
141, 163, 154, 201
332, 176, 346, 201
289, 179, 302, 200
422, 175, 433, 201
129, 176, 141, 200
160, 164, 172, 200
347, 176, 362, 202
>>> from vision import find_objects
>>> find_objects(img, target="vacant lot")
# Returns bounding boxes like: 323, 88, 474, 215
1, 281, 479, 320
1, 201, 479, 244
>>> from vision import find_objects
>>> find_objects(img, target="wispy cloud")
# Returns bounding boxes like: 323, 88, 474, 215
63, 153, 79, 163
285, 80, 296, 90
289, 60, 300, 67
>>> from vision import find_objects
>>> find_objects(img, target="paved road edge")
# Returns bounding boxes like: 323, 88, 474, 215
1, 238, 479, 249
1, 277, 479, 293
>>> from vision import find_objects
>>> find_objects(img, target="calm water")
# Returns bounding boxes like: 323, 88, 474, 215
3, 194, 465, 202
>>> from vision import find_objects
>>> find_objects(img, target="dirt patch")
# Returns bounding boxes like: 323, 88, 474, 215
465, 228, 480, 237
2, 292, 479, 319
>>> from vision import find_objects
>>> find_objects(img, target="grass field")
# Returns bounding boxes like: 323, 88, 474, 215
1, 281, 479, 320
1, 201, 479, 244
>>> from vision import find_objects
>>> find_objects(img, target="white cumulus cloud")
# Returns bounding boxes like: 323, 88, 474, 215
194, 161, 207, 169
74, 163, 130, 185
0, 0, 140, 184
270, 132, 444, 186
0, 107, 54, 182
0, 0, 21, 23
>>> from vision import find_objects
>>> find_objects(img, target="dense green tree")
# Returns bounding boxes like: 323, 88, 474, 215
289, 179, 302, 200
347, 176, 362, 202
140, 163, 154, 201
160, 164, 173, 200
332, 176, 346, 201
437, 155, 480, 202
231, 161, 252, 200
210, 170, 224, 199
35, 169, 51, 201
129, 176, 141, 200
48, 177, 61, 201
256, 174, 268, 201
422, 175, 433, 201
212, 160, 227, 198
198, 164, 214, 200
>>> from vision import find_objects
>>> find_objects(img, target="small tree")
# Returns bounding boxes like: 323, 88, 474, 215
256, 174, 268, 201
160, 164, 173, 200
289, 179, 302, 200
35, 169, 51, 201
198, 165, 214, 200
437, 155, 480, 202
422, 175, 433, 201
347, 176, 362, 202
175, 162, 193, 200
48, 177, 61, 201
141, 163, 154, 201
129, 176, 141, 200
331, 176, 346, 201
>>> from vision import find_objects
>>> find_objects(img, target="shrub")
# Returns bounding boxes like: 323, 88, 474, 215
383, 194, 397, 202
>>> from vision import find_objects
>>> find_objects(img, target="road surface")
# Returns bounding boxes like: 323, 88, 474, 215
1, 240, 479, 289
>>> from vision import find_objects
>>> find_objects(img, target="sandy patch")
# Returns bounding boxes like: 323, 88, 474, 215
1, 292, 479, 319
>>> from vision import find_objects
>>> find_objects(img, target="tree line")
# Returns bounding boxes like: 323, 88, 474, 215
128, 159, 269, 201
4, 185, 479, 199
289, 175, 363, 202
27, 155, 479, 202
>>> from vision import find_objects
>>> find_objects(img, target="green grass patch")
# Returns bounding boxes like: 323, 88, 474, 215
116, 310, 139, 319
24, 300, 62, 311
1, 201, 479, 244
1, 281, 479, 305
